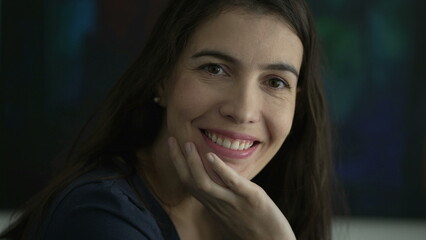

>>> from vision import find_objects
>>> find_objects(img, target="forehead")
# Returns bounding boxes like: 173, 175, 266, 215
183, 8, 304, 69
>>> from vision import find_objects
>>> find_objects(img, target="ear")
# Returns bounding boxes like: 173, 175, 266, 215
155, 83, 167, 107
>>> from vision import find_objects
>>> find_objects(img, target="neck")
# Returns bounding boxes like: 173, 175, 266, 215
136, 134, 188, 206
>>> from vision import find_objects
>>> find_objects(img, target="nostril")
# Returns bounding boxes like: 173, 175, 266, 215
219, 102, 259, 124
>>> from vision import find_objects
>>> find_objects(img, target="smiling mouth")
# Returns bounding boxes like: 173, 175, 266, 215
201, 129, 259, 151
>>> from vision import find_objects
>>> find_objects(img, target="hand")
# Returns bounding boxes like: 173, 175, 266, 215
168, 137, 296, 240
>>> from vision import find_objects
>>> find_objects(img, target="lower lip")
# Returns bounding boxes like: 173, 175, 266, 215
201, 132, 258, 159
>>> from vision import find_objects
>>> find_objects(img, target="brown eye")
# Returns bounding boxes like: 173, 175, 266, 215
202, 64, 225, 75
267, 78, 289, 89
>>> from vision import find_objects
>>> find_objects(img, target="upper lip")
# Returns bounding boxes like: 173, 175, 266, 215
201, 128, 260, 142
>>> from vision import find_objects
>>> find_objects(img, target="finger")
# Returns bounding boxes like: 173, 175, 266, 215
184, 142, 233, 199
169, 138, 236, 201
207, 152, 255, 197
184, 142, 216, 192
167, 137, 192, 183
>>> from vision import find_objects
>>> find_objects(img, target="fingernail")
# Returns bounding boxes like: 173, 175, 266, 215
168, 137, 176, 150
207, 153, 215, 163
185, 142, 192, 155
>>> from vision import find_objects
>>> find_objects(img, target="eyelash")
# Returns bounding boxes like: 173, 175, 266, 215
198, 63, 291, 90
265, 77, 291, 90
199, 63, 227, 76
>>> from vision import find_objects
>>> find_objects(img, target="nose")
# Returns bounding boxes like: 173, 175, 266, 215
219, 83, 260, 124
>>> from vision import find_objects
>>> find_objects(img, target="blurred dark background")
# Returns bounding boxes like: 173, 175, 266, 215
1, 0, 425, 218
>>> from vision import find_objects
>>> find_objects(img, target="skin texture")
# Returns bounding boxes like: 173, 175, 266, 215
140, 8, 303, 240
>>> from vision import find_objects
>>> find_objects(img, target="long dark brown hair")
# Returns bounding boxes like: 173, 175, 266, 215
1, 0, 333, 239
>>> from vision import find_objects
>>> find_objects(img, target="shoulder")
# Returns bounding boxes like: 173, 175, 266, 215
41, 169, 165, 240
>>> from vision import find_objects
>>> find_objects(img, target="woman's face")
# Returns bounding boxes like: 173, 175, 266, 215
161, 8, 303, 183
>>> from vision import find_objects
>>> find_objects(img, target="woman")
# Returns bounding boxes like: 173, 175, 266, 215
1, 0, 332, 239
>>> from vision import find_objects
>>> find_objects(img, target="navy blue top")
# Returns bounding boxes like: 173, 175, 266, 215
34, 165, 180, 240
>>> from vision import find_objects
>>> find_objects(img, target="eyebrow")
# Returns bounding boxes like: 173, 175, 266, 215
191, 49, 300, 78
192, 50, 238, 64
263, 63, 299, 78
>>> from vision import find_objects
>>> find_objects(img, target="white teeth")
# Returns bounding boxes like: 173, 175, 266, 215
212, 134, 217, 142
238, 143, 245, 150
231, 141, 240, 150
204, 130, 255, 151
223, 139, 231, 148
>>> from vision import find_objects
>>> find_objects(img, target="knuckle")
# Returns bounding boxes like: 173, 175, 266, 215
180, 178, 192, 188
247, 187, 266, 208
195, 179, 211, 191
225, 176, 239, 188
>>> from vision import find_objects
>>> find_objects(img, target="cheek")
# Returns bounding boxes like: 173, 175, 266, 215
169, 81, 211, 117
267, 103, 296, 146
165, 78, 215, 136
